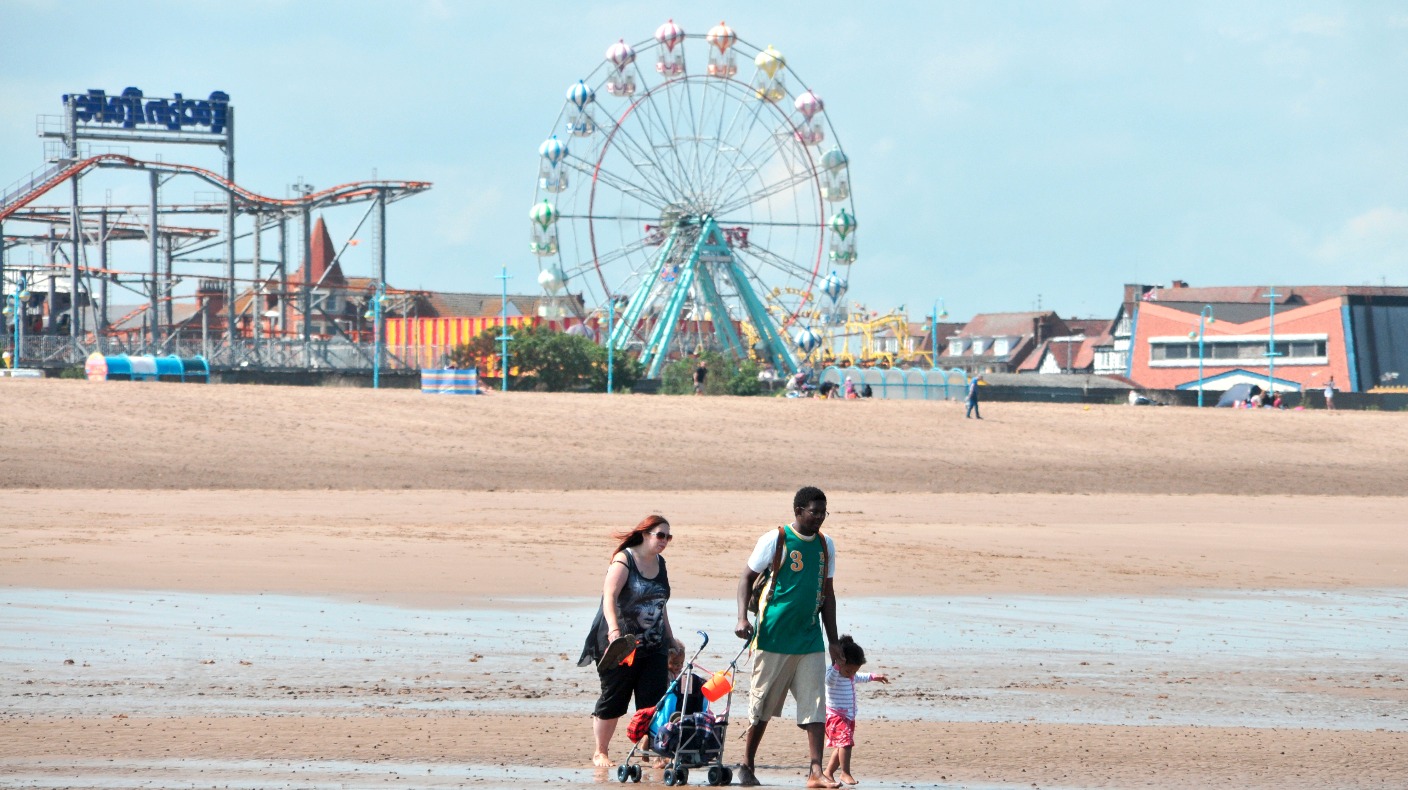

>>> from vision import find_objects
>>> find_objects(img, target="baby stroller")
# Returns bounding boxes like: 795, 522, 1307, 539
616, 631, 747, 786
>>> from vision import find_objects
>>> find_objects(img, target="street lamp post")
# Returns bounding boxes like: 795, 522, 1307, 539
362, 281, 388, 389
1189, 305, 1215, 407
929, 298, 948, 369
4, 275, 30, 368
606, 297, 616, 395
1262, 286, 1281, 397
496, 266, 512, 392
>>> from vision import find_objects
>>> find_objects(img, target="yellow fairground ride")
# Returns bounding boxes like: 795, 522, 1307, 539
745, 288, 930, 369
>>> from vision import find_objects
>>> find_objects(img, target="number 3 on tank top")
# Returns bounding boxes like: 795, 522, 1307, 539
789, 550, 804, 572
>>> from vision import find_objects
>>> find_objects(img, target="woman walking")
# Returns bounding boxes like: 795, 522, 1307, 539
578, 514, 676, 767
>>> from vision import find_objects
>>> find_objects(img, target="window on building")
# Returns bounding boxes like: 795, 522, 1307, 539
972, 338, 987, 355
1151, 343, 1195, 360
993, 337, 1010, 356
1288, 340, 1327, 358
1153, 338, 1328, 363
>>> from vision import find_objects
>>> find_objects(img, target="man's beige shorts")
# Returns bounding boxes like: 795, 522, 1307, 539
748, 650, 826, 726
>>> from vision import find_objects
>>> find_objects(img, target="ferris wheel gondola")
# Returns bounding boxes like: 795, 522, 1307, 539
529, 20, 858, 377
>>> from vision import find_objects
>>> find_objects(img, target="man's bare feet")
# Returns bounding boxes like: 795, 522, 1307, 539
737, 764, 760, 786
837, 771, 858, 785
592, 752, 614, 768
806, 771, 841, 788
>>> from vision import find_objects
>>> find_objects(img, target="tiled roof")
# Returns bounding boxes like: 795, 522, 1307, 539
955, 311, 1059, 338
1063, 318, 1112, 337
1016, 335, 1101, 372
911, 322, 965, 352
419, 291, 583, 318
1143, 284, 1408, 309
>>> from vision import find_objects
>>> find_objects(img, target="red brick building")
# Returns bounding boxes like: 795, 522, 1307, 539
1127, 282, 1408, 394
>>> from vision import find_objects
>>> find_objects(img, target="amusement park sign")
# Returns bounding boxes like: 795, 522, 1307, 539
62, 87, 231, 135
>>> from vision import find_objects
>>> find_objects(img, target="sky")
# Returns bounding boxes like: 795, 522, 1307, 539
2, 0, 1406, 323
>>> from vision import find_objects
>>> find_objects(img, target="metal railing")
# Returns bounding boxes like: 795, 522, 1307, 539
1, 334, 430, 372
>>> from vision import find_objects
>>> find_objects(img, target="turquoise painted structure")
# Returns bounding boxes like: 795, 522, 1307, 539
85, 353, 209, 382
819, 365, 968, 400
608, 216, 800, 379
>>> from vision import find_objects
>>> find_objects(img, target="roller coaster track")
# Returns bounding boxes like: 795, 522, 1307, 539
0, 154, 431, 222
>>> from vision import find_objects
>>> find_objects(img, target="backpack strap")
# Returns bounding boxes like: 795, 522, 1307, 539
769, 526, 786, 574
762, 525, 786, 608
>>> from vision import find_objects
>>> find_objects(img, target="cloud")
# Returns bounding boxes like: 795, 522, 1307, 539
1312, 207, 1408, 275
1290, 14, 1346, 37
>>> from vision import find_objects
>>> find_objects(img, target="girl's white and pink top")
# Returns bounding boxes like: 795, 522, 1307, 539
825, 665, 875, 719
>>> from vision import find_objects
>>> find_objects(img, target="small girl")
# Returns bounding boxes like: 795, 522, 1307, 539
823, 635, 889, 786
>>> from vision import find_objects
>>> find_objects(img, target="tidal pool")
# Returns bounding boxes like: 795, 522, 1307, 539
3, 588, 1404, 729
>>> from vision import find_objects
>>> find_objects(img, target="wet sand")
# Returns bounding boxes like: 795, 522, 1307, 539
2, 380, 1408, 787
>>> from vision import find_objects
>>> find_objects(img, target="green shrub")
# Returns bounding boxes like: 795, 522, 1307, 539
661, 351, 768, 396
449, 324, 643, 393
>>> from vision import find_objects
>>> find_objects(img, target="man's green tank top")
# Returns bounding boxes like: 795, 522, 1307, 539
755, 524, 827, 655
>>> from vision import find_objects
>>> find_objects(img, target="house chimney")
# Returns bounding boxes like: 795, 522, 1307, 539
1171, 279, 1189, 289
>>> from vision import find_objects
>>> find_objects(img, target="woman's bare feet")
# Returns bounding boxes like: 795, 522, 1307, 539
737, 765, 760, 786
592, 752, 615, 768
806, 770, 841, 788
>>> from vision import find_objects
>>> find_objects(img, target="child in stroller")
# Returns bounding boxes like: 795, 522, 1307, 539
617, 632, 741, 786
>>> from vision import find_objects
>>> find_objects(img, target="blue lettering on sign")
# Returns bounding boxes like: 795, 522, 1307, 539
62, 88, 231, 134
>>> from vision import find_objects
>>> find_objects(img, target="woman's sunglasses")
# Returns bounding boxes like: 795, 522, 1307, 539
652, 532, 674, 541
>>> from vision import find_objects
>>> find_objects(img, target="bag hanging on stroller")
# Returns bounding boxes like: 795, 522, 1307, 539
615, 631, 747, 786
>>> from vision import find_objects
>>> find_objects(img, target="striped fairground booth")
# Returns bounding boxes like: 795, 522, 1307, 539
421, 368, 479, 395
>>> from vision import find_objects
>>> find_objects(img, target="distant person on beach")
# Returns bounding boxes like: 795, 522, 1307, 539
735, 486, 841, 788
1324, 377, 1336, 410
965, 374, 983, 419
822, 635, 889, 786
578, 515, 676, 767
693, 361, 708, 395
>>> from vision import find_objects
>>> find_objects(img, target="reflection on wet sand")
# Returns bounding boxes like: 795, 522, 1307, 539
5, 589, 1405, 730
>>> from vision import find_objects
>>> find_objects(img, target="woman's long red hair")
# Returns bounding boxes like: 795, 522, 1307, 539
612, 514, 669, 557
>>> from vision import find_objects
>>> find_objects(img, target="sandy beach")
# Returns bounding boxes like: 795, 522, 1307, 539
2, 379, 1406, 788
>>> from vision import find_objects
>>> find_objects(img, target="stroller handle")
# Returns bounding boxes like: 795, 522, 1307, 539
696, 629, 710, 650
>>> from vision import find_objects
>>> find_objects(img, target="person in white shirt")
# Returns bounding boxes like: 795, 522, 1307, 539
822, 635, 890, 786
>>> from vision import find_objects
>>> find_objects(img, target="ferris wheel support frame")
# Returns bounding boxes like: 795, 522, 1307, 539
625, 215, 799, 378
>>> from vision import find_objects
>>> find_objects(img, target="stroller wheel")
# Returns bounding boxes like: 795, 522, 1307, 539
678, 767, 689, 784
616, 764, 629, 783
663, 768, 678, 786
722, 767, 734, 785
629, 764, 642, 782
707, 766, 725, 786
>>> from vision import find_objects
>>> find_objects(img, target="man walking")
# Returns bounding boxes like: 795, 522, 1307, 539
735, 487, 842, 788
965, 373, 983, 419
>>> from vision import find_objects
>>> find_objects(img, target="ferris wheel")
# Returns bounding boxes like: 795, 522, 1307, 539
530, 19, 857, 377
